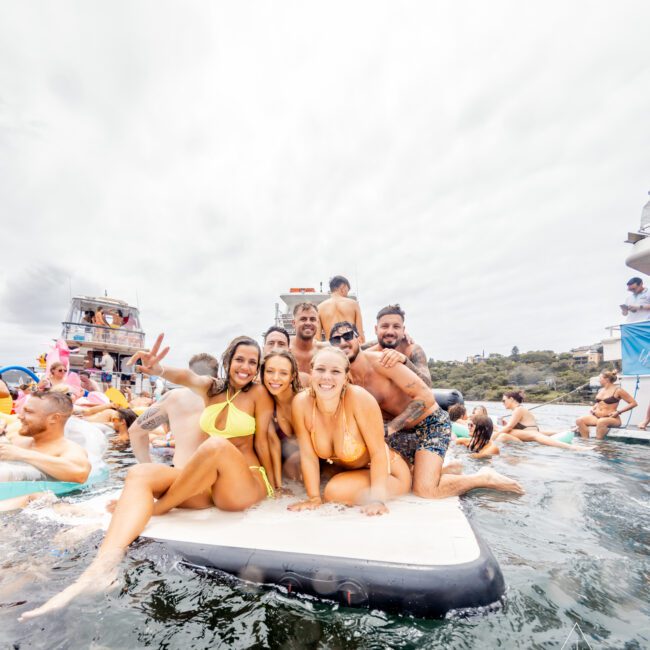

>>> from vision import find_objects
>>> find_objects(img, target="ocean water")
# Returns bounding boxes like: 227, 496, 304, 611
1, 403, 649, 649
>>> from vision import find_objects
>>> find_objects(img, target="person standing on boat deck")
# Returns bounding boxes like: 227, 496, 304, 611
128, 353, 221, 467
329, 321, 524, 498
575, 370, 637, 439
290, 303, 325, 375
101, 351, 115, 374
621, 277, 650, 323
0, 392, 91, 510
19, 334, 275, 621
318, 275, 366, 343
365, 304, 432, 387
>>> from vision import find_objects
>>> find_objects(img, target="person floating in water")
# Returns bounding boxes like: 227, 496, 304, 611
0, 392, 91, 511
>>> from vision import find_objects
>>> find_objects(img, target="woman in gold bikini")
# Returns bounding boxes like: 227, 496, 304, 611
21, 333, 275, 620
289, 347, 411, 516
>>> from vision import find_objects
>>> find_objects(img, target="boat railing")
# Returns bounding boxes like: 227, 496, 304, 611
604, 324, 621, 340
61, 322, 145, 348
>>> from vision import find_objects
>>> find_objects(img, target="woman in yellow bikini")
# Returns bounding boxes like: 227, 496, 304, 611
21, 333, 275, 620
289, 347, 411, 516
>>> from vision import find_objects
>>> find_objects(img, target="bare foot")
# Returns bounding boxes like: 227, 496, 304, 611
570, 444, 593, 452
477, 467, 525, 495
19, 551, 123, 621
105, 499, 118, 514
638, 421, 648, 431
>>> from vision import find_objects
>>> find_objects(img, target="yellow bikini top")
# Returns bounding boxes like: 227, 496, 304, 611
310, 395, 367, 464
200, 389, 256, 439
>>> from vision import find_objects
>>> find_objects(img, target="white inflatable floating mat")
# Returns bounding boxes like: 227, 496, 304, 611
140, 493, 504, 617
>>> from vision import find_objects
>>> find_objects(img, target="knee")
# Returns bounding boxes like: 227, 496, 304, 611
125, 463, 156, 482
412, 483, 440, 499
197, 436, 229, 457
323, 479, 344, 504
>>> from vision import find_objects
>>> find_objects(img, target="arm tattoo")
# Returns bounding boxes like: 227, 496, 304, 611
136, 405, 169, 431
408, 346, 432, 387
387, 399, 426, 435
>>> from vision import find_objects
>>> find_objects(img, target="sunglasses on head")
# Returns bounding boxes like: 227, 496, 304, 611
329, 331, 356, 346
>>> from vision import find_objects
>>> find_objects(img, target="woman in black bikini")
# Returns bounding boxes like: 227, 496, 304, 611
575, 370, 637, 439
495, 391, 583, 450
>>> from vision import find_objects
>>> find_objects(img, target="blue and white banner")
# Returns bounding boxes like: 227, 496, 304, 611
621, 321, 650, 375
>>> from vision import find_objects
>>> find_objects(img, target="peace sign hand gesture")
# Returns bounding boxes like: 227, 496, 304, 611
128, 333, 170, 377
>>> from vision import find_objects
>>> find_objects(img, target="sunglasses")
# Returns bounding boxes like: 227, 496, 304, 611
329, 331, 356, 346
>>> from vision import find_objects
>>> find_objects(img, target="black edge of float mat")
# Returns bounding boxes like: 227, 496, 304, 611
147, 523, 504, 618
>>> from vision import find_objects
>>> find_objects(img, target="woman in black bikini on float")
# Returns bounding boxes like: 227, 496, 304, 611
575, 370, 637, 440
495, 390, 583, 450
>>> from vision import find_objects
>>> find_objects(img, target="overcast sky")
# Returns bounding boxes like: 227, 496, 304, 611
1, 1, 649, 369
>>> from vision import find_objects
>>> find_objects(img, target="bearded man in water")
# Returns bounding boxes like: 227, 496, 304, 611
329, 321, 523, 499
0, 392, 91, 510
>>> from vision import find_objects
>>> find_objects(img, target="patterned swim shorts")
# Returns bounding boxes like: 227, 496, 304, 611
386, 408, 451, 465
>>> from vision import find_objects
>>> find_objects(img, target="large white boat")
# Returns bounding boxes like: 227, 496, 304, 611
273, 285, 358, 335
600, 192, 650, 437
62, 296, 145, 373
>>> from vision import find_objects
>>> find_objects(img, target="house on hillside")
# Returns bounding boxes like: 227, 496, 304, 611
570, 345, 603, 366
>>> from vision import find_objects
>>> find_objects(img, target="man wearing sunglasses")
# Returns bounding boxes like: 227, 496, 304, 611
329, 322, 524, 499
365, 304, 432, 387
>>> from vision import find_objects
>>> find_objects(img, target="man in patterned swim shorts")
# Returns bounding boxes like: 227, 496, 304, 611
329, 321, 524, 499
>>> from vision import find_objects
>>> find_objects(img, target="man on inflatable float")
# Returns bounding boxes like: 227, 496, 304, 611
0, 392, 91, 510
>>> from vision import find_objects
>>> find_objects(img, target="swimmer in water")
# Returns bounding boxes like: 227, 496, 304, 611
20, 333, 275, 620
456, 415, 499, 458
0, 392, 91, 511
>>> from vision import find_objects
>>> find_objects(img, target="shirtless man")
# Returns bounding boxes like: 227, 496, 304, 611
366, 304, 432, 387
262, 326, 290, 356
290, 303, 322, 375
329, 322, 523, 499
128, 353, 220, 468
0, 392, 92, 509
318, 275, 365, 343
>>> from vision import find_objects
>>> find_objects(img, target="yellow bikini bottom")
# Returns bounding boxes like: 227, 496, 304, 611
250, 465, 275, 499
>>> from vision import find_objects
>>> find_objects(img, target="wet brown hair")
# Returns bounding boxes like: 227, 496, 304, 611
448, 404, 467, 422
503, 390, 525, 404
469, 415, 494, 453
219, 336, 261, 394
